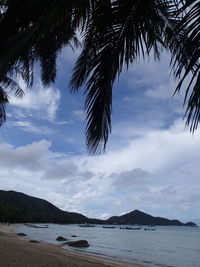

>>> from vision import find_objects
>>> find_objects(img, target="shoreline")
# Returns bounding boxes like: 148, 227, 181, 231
0, 223, 148, 267
0, 223, 22, 235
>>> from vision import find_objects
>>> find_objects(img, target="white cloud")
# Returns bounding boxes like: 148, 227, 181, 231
9, 120, 53, 134
127, 53, 171, 89
121, 52, 184, 118
55, 120, 71, 125
111, 168, 150, 191
43, 161, 78, 180
72, 109, 84, 121
0, 140, 51, 171
9, 79, 60, 121
145, 82, 174, 99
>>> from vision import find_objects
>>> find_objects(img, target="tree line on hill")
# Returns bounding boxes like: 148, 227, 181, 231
0, 190, 197, 226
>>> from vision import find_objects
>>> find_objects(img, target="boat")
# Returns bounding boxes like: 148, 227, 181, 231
25, 224, 48, 228
144, 227, 156, 231
103, 226, 116, 229
120, 226, 141, 230
78, 223, 95, 227
33, 225, 49, 229
25, 223, 35, 228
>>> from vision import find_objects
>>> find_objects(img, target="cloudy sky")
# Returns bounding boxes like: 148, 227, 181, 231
0, 45, 200, 223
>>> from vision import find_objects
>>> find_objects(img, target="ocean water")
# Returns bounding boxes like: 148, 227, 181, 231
17, 224, 200, 267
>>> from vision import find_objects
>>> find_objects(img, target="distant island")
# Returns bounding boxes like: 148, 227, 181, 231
0, 190, 197, 227
106, 210, 197, 226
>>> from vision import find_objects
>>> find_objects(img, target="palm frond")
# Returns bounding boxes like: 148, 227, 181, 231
0, 0, 91, 130
71, 0, 179, 153
0, 86, 8, 126
0, 72, 25, 125
185, 72, 200, 131
171, 0, 200, 130
84, 46, 117, 154
2, 76, 24, 98
0, 0, 91, 85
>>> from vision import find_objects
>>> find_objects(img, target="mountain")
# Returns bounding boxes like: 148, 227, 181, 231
106, 209, 193, 226
0, 190, 101, 224
0, 190, 197, 226
184, 221, 198, 227
189, 219, 200, 226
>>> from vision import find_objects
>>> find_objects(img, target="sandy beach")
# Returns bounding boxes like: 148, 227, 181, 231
0, 224, 148, 267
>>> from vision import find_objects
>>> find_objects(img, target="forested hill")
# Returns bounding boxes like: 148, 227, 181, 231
106, 209, 196, 226
0, 190, 101, 224
0, 190, 196, 226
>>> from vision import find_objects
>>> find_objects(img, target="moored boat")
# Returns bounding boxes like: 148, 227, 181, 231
33, 225, 49, 228
120, 226, 141, 230
25, 223, 48, 228
103, 226, 116, 229
144, 227, 156, 231
78, 223, 95, 227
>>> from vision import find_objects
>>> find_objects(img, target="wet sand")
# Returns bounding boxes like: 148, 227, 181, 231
0, 224, 147, 267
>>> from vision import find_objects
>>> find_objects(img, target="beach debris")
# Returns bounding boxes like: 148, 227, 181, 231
65, 240, 89, 247
17, 233, 27, 236
56, 236, 68, 241
29, 240, 40, 243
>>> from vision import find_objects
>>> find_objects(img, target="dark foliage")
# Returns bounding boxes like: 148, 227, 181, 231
171, 0, 200, 131
0, 190, 102, 224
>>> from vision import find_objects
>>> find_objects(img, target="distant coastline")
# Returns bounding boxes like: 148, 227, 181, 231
0, 190, 197, 227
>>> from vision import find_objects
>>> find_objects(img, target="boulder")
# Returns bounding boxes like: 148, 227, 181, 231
17, 233, 27, 236
56, 236, 67, 241
65, 240, 89, 247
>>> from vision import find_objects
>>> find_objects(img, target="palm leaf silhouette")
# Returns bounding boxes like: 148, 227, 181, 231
71, 0, 179, 153
171, 0, 200, 131
0, 0, 199, 154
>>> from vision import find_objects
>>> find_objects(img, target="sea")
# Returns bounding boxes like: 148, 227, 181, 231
17, 224, 200, 267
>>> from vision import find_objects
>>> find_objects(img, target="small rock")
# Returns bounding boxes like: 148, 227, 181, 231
66, 240, 89, 247
17, 233, 27, 236
56, 236, 67, 241
71, 235, 77, 237
29, 240, 39, 243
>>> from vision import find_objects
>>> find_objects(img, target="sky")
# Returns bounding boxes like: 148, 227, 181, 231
0, 45, 200, 223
